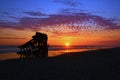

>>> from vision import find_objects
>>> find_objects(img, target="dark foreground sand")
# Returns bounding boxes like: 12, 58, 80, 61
0, 47, 120, 80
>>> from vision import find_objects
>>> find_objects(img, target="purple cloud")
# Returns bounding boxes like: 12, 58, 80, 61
24, 11, 46, 16
0, 21, 26, 30
0, 11, 120, 34
53, 0, 82, 7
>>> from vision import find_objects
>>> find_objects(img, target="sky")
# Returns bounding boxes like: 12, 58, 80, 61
0, 0, 120, 47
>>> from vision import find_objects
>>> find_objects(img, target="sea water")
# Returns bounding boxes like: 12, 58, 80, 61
0, 46, 102, 60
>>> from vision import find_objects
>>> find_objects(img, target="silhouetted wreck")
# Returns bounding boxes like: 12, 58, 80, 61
17, 32, 48, 58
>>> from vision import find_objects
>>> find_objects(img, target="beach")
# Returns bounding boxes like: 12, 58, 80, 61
0, 46, 97, 60
0, 47, 120, 80
0, 0, 120, 80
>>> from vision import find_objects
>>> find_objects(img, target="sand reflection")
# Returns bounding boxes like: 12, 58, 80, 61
48, 48, 96, 57
0, 48, 96, 60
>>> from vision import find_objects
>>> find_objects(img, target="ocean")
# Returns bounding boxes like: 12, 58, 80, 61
0, 46, 104, 60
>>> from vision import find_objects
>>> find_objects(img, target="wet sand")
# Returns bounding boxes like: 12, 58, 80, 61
0, 48, 96, 60
0, 47, 120, 80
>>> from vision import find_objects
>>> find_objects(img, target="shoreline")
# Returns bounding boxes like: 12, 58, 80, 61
0, 47, 120, 80
0, 48, 97, 61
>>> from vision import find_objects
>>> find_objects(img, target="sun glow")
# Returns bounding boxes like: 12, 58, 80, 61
65, 42, 70, 47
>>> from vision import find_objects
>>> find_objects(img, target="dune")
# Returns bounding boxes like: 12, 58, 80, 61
0, 47, 120, 80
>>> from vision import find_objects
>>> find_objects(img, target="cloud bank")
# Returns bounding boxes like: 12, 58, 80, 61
0, 2, 120, 36
0, 11, 119, 34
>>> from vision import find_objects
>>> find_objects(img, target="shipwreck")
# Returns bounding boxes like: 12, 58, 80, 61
17, 32, 48, 58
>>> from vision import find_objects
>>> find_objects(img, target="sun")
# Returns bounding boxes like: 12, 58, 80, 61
65, 42, 70, 47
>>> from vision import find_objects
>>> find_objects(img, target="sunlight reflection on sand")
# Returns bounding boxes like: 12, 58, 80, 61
0, 48, 96, 61
48, 48, 96, 57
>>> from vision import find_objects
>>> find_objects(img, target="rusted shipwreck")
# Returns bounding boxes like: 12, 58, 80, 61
17, 32, 48, 58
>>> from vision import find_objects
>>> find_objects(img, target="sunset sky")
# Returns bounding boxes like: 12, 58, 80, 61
0, 0, 120, 47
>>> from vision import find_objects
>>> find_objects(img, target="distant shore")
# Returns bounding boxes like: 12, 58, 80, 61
0, 47, 120, 80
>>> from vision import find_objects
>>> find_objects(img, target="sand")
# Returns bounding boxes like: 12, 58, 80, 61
0, 47, 120, 80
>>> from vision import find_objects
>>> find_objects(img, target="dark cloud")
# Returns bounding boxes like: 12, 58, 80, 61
24, 11, 46, 16
53, 0, 82, 7
8, 16, 19, 19
59, 8, 87, 14
0, 21, 25, 30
